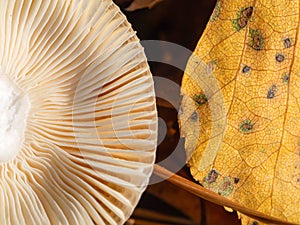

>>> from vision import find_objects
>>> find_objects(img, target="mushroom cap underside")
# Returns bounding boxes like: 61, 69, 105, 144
0, 0, 157, 224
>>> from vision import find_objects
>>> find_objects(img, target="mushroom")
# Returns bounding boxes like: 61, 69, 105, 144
0, 0, 157, 224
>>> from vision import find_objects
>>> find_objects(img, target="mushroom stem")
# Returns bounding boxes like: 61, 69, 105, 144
0, 75, 30, 162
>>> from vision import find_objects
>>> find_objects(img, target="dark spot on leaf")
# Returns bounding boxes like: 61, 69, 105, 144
218, 177, 233, 197
204, 169, 219, 184
267, 85, 277, 99
242, 65, 251, 73
283, 38, 292, 48
241, 6, 253, 18
193, 94, 208, 106
249, 29, 264, 50
240, 119, 253, 133
191, 111, 198, 121
237, 17, 248, 29
233, 6, 253, 30
207, 60, 217, 72
249, 221, 259, 225
276, 53, 285, 62
234, 177, 240, 184
282, 74, 290, 84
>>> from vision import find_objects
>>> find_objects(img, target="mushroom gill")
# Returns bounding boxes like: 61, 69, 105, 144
0, 0, 157, 224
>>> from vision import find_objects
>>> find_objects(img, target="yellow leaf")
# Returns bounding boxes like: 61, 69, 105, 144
179, 0, 300, 224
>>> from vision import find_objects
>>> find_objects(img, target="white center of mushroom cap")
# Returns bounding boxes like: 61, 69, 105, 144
0, 75, 30, 163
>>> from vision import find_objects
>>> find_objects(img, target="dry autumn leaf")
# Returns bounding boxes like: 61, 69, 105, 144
179, 0, 300, 225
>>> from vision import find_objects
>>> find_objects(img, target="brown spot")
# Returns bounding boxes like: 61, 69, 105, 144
193, 94, 208, 106
241, 6, 254, 18
276, 53, 285, 62
221, 181, 231, 189
207, 60, 217, 72
267, 85, 277, 99
205, 169, 219, 184
234, 6, 253, 30
240, 119, 253, 133
242, 65, 251, 73
253, 36, 262, 49
283, 38, 292, 48
250, 29, 264, 50
282, 74, 290, 84
234, 177, 240, 184
237, 16, 248, 29
218, 177, 233, 197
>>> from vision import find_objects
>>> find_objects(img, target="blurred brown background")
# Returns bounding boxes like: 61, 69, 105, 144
114, 1, 241, 224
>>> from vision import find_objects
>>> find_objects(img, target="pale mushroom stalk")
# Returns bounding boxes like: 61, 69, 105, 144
0, 0, 157, 224
0, 75, 30, 162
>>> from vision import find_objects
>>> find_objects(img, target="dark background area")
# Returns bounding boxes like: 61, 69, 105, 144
114, 1, 241, 224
